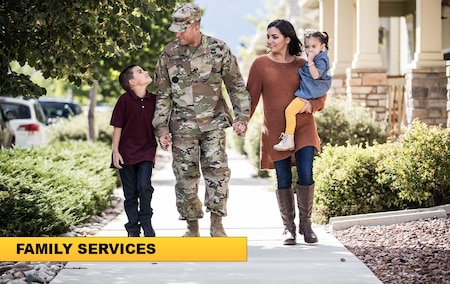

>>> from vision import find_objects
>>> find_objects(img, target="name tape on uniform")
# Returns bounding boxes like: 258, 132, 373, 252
1, 237, 247, 262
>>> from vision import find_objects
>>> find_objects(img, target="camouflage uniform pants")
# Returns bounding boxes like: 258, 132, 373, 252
172, 129, 230, 220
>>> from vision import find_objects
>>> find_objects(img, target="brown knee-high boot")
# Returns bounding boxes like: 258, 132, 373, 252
296, 184, 318, 243
276, 189, 296, 245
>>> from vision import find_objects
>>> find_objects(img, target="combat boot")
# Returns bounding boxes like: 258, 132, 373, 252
210, 213, 227, 237
183, 220, 200, 237
273, 133, 295, 151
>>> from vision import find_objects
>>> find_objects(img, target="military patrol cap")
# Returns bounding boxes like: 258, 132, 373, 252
169, 3, 201, 32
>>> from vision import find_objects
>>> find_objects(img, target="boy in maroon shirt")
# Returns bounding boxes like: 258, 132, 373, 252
110, 64, 158, 237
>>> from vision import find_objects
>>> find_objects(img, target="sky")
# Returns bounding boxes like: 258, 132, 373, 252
193, 0, 272, 55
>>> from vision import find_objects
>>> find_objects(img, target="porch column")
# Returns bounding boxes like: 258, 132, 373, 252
351, 0, 383, 69
410, 0, 444, 68
346, 0, 387, 121
447, 60, 450, 128
319, 0, 334, 65
319, 0, 341, 96
330, 0, 353, 77
404, 0, 447, 127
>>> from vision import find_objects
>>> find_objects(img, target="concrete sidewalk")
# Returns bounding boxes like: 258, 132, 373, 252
52, 150, 382, 284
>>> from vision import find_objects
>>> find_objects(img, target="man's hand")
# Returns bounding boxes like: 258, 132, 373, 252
233, 121, 247, 138
159, 133, 172, 151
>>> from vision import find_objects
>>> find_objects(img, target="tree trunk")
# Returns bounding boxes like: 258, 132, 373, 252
88, 80, 98, 141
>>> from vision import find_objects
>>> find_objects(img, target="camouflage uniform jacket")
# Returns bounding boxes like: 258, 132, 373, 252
152, 33, 250, 136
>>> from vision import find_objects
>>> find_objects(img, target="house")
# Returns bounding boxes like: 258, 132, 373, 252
303, 0, 450, 134
243, 0, 450, 135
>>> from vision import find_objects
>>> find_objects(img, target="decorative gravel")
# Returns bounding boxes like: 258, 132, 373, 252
0, 196, 123, 284
332, 217, 450, 284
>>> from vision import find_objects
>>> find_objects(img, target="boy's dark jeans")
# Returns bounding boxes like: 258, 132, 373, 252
119, 161, 155, 237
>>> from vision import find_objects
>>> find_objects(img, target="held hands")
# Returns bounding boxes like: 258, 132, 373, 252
159, 133, 172, 151
233, 121, 247, 138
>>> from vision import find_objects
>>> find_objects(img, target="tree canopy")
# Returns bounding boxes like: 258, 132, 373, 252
0, 0, 177, 98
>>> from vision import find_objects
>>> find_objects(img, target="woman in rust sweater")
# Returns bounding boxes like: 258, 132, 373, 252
246, 19, 327, 245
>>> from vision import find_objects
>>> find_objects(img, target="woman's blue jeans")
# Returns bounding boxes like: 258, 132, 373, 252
274, 146, 315, 190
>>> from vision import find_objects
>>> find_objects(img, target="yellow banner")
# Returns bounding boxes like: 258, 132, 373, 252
0, 237, 247, 262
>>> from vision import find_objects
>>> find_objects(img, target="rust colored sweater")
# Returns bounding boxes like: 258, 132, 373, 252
246, 55, 327, 170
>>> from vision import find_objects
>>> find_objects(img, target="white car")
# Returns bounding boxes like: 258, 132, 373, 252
0, 96, 47, 147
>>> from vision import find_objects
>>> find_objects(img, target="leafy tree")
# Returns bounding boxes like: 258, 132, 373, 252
0, 0, 177, 98
96, 7, 177, 99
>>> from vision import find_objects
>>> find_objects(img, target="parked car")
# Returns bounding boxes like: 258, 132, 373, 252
38, 97, 82, 124
0, 96, 47, 147
0, 104, 14, 148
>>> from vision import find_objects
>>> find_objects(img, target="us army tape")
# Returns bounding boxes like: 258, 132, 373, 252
1, 237, 247, 262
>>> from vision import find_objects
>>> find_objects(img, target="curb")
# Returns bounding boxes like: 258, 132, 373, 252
329, 204, 450, 231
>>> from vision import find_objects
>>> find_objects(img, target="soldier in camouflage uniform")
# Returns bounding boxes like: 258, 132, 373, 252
152, 3, 251, 237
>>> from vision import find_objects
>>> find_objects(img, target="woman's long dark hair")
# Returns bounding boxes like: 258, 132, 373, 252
267, 19, 303, 56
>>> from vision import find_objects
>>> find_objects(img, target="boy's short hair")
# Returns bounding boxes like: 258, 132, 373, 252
119, 64, 137, 91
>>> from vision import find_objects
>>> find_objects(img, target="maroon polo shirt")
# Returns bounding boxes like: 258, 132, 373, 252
110, 90, 157, 165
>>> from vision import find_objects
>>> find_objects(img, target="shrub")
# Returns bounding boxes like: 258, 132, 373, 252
225, 105, 269, 178
0, 141, 118, 236
243, 107, 269, 177
313, 143, 396, 223
376, 120, 450, 207
46, 111, 113, 144
226, 124, 245, 155
313, 120, 450, 224
96, 111, 114, 144
315, 96, 387, 146
46, 114, 89, 142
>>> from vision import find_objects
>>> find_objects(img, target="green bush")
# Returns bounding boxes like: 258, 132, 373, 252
226, 125, 245, 155
376, 120, 450, 207
243, 107, 269, 177
313, 143, 396, 223
0, 141, 118, 236
313, 120, 450, 224
46, 114, 89, 142
46, 111, 113, 144
225, 105, 269, 178
315, 96, 387, 146
96, 111, 114, 144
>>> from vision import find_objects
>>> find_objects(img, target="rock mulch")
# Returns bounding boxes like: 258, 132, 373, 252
332, 216, 450, 284
0, 194, 124, 284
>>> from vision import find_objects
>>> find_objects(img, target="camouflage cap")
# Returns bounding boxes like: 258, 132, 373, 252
169, 3, 201, 32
